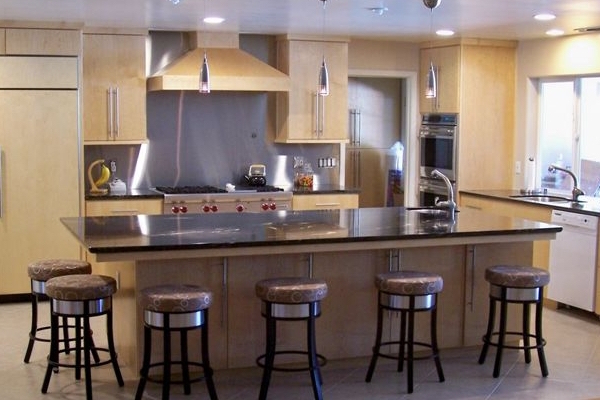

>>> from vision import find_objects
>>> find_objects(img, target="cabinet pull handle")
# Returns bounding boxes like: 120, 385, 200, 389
110, 209, 139, 214
114, 87, 120, 138
315, 202, 341, 207
107, 88, 114, 138
320, 93, 325, 136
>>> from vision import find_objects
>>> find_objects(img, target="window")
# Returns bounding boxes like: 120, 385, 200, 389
538, 77, 600, 196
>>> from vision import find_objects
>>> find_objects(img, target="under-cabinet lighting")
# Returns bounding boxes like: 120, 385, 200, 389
534, 13, 556, 21
546, 29, 564, 36
436, 29, 455, 37
203, 17, 225, 24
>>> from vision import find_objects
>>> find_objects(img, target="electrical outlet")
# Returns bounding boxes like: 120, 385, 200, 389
515, 161, 521, 175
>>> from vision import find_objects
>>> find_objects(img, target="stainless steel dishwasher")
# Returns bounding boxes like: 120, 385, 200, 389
547, 210, 599, 312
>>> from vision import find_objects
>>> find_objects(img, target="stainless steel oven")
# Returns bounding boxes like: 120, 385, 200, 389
419, 113, 458, 182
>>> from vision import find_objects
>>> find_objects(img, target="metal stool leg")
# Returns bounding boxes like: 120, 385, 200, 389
258, 306, 276, 400
523, 302, 532, 364
431, 299, 445, 382
162, 317, 171, 400
398, 310, 407, 373
307, 306, 323, 400
365, 300, 384, 382
493, 290, 508, 378
135, 326, 152, 400
24, 293, 39, 363
536, 295, 549, 377
83, 313, 93, 400
41, 313, 59, 394
406, 301, 415, 394
106, 308, 124, 386
478, 296, 496, 364
201, 309, 219, 400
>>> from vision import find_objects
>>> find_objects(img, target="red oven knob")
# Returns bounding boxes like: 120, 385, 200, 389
210, 205, 218, 212
179, 206, 188, 213
269, 203, 277, 210
261, 203, 269, 211
171, 206, 180, 213
202, 205, 211, 213
236, 204, 245, 212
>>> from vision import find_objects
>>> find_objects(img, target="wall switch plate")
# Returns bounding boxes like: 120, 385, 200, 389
515, 161, 521, 174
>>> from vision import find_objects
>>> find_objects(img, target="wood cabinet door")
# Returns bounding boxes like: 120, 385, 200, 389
276, 39, 348, 143
0, 89, 80, 295
419, 46, 460, 113
83, 34, 147, 142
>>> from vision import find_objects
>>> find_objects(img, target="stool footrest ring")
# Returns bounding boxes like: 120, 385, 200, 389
143, 361, 212, 385
48, 347, 115, 369
374, 340, 439, 362
482, 332, 547, 351
256, 350, 327, 372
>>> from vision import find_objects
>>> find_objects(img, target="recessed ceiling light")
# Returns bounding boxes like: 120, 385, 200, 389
534, 13, 556, 21
436, 29, 455, 37
204, 16, 225, 24
546, 28, 564, 36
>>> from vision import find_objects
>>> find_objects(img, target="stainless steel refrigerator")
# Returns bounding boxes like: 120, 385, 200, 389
346, 77, 405, 207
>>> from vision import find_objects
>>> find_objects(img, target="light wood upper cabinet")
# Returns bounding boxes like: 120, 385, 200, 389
419, 45, 460, 113
275, 37, 349, 143
0, 29, 5, 54
83, 33, 147, 143
5, 28, 80, 56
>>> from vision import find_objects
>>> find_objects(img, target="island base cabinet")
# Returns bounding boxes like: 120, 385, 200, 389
127, 243, 531, 371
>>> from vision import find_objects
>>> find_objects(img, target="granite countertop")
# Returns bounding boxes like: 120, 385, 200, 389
460, 189, 600, 217
85, 185, 359, 200
85, 188, 163, 201
61, 207, 559, 255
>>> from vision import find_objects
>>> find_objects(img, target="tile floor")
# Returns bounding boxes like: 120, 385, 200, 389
2, 301, 600, 400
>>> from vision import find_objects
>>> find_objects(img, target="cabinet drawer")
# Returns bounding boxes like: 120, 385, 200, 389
292, 194, 358, 210
85, 199, 162, 216
5, 29, 80, 56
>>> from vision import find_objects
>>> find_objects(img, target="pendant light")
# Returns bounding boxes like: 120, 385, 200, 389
318, 0, 329, 96
423, 0, 441, 99
199, 51, 210, 93
199, 0, 210, 93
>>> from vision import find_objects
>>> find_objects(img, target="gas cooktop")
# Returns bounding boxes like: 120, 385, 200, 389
154, 185, 284, 194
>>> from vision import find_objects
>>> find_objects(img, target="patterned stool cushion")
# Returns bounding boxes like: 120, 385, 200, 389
27, 259, 91, 282
255, 277, 328, 304
46, 275, 117, 301
140, 284, 213, 313
376, 271, 443, 295
485, 265, 550, 288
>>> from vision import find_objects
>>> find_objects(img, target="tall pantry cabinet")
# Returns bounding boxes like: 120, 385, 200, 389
0, 29, 81, 295
419, 39, 516, 192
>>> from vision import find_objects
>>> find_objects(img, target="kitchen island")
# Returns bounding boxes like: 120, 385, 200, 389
61, 207, 560, 371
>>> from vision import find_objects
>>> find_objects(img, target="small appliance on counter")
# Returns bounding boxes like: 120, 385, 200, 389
108, 159, 127, 194
87, 159, 110, 195
244, 164, 267, 187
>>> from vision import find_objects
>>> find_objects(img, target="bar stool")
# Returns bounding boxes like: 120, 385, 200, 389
24, 259, 92, 363
365, 271, 445, 394
478, 265, 550, 378
135, 284, 218, 400
41, 274, 124, 400
255, 277, 328, 400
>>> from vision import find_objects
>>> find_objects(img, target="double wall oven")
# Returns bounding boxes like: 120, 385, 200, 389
418, 113, 459, 206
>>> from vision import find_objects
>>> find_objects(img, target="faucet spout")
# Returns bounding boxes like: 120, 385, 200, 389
430, 169, 457, 213
548, 164, 584, 201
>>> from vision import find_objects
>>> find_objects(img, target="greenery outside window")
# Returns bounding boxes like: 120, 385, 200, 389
538, 77, 600, 196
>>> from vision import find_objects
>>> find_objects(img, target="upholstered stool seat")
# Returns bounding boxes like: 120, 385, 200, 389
366, 271, 445, 394
41, 274, 124, 400
255, 277, 328, 400
478, 265, 550, 378
24, 259, 92, 363
135, 284, 218, 400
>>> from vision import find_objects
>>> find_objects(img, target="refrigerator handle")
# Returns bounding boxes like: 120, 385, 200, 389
355, 109, 361, 145
349, 109, 361, 145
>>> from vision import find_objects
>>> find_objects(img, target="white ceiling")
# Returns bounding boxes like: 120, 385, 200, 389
2, 0, 600, 42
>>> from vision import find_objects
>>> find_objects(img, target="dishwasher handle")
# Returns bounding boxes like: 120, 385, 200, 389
551, 210, 598, 230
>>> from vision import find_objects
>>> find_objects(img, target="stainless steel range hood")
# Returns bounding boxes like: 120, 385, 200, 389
147, 32, 290, 92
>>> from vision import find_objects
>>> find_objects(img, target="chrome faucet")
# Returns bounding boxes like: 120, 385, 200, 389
431, 169, 457, 213
548, 164, 584, 201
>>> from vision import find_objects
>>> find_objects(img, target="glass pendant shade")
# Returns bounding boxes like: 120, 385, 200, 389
199, 52, 210, 93
318, 58, 329, 96
425, 62, 437, 99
